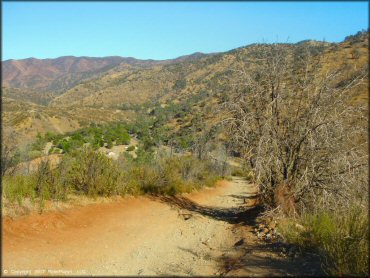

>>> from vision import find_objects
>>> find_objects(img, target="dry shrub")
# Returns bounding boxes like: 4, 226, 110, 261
224, 43, 368, 211
1, 127, 20, 176
224, 43, 368, 275
121, 154, 221, 196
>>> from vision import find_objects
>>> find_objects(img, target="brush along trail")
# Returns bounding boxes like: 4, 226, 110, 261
3, 177, 313, 276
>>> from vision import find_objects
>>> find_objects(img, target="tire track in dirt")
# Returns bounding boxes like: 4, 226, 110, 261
2, 177, 286, 276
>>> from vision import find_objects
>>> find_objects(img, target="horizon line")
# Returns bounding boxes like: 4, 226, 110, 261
1, 37, 342, 62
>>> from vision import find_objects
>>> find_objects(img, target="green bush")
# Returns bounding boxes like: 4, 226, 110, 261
27, 123, 131, 155
231, 167, 244, 176
27, 150, 43, 160
3, 160, 70, 211
68, 147, 122, 196
49, 147, 62, 154
119, 153, 221, 196
231, 167, 254, 181
3, 175, 37, 205
279, 206, 369, 276
3, 147, 222, 212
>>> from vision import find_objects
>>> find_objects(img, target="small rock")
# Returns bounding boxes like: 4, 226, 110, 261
181, 213, 192, 220
234, 239, 244, 247
295, 223, 305, 231
279, 252, 286, 257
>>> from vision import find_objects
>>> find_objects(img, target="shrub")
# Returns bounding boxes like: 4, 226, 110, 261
2, 147, 222, 213
230, 167, 254, 180
2, 127, 21, 176
225, 43, 367, 211
2, 175, 37, 205
3, 159, 70, 211
173, 78, 187, 90
27, 150, 43, 160
279, 206, 369, 276
119, 153, 221, 196
28, 123, 131, 155
68, 147, 121, 196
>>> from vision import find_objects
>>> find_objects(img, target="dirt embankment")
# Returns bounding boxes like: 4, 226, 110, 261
2, 178, 320, 276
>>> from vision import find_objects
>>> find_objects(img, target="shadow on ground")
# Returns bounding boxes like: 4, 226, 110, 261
218, 241, 325, 277
155, 195, 264, 226
154, 193, 324, 276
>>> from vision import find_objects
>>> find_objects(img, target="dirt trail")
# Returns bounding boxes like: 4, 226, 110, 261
2, 178, 310, 276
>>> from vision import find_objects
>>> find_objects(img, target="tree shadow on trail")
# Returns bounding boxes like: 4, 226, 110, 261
155, 194, 323, 276
219, 243, 324, 277
152, 193, 324, 276
155, 195, 264, 226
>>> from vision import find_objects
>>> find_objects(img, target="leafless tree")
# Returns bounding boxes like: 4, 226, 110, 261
1, 127, 20, 176
224, 43, 368, 213
192, 130, 211, 160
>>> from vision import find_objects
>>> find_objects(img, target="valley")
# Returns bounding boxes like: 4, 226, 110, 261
3, 31, 368, 147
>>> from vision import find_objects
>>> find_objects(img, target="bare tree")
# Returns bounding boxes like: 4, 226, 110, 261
224, 43, 368, 213
191, 114, 213, 160
1, 127, 20, 176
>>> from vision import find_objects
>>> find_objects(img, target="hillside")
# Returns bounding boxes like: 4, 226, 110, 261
2, 53, 211, 103
2, 31, 368, 145
2, 97, 134, 146
2, 56, 127, 93
50, 33, 368, 110
51, 32, 368, 151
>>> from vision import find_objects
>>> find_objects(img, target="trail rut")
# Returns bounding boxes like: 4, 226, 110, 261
2, 177, 315, 276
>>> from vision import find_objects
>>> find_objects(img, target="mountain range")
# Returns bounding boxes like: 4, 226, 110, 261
2, 52, 210, 93
2, 31, 368, 145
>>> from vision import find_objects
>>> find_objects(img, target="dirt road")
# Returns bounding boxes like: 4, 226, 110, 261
2, 177, 315, 276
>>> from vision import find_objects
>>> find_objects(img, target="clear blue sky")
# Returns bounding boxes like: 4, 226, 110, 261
2, 1, 368, 61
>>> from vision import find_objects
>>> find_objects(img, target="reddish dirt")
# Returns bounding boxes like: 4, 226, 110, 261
2, 178, 318, 276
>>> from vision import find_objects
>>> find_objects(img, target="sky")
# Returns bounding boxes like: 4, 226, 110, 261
2, 1, 369, 61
